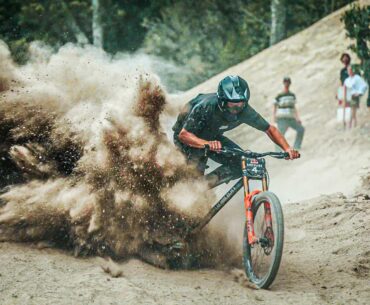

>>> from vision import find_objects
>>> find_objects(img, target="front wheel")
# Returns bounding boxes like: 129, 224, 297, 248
243, 191, 284, 289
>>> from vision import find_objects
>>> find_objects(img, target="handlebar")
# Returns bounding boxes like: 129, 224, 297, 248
204, 145, 289, 159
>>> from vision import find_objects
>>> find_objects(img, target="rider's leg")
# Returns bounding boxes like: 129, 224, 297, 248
174, 135, 240, 186
173, 135, 232, 186
205, 136, 242, 186
173, 136, 208, 175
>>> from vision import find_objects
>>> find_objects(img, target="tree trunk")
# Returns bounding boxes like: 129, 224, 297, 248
324, 0, 329, 14
92, 0, 104, 48
61, 1, 89, 44
270, 0, 286, 46
331, 0, 336, 13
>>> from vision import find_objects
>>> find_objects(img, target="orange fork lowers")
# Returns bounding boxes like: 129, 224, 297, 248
244, 190, 261, 244
241, 157, 261, 244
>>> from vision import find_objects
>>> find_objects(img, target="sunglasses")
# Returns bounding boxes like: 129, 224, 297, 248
226, 102, 245, 113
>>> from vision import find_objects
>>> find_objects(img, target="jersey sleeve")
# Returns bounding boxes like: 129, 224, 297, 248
242, 105, 270, 132
182, 103, 208, 134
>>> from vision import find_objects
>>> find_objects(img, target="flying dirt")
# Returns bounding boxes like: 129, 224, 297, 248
0, 41, 239, 269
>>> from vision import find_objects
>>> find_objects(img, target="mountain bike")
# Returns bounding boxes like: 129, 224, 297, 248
145, 146, 290, 289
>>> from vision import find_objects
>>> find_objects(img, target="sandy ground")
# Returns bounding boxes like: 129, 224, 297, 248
1, 189, 369, 305
1, 1, 370, 304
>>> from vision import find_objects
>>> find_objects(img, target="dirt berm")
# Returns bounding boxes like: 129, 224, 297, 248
0, 1, 369, 305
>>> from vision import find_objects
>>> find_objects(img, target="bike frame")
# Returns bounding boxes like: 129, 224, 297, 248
189, 156, 272, 245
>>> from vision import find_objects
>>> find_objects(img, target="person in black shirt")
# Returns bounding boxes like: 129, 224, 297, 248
172, 75, 299, 184
340, 53, 351, 85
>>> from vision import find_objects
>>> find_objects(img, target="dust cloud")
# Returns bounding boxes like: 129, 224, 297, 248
0, 41, 239, 268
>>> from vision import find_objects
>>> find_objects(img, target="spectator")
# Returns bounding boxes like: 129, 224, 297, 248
336, 53, 351, 128
343, 65, 368, 128
273, 77, 304, 150
340, 53, 351, 85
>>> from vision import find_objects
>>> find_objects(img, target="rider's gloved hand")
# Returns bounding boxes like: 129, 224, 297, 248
285, 147, 300, 160
208, 140, 222, 152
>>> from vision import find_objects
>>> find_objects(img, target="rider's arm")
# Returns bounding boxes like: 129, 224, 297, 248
266, 125, 289, 150
178, 102, 222, 151
265, 125, 299, 159
178, 128, 208, 148
241, 105, 298, 158
178, 128, 221, 151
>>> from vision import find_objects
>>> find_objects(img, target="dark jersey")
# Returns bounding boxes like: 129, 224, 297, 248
340, 67, 349, 85
172, 93, 269, 141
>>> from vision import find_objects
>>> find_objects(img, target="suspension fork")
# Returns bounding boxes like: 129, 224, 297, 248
262, 176, 273, 232
242, 157, 259, 244
262, 175, 272, 224
242, 157, 272, 245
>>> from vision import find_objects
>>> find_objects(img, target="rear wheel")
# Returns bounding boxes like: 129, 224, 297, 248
243, 191, 284, 289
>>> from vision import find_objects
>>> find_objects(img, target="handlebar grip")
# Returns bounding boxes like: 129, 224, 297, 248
273, 152, 289, 159
276, 152, 301, 159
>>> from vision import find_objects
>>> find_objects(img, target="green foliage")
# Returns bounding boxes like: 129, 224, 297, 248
143, 0, 355, 90
143, 0, 270, 90
341, 4, 370, 105
0, 0, 358, 90
0, 1, 161, 60
341, 4, 370, 60
286, 0, 354, 33
0, 0, 92, 63
341, 4, 370, 79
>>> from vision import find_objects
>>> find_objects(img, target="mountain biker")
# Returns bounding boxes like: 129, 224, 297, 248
172, 75, 300, 184
273, 76, 304, 150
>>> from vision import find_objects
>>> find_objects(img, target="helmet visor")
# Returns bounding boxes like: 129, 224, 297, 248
226, 101, 244, 114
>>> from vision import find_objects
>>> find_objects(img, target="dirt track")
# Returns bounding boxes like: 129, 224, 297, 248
1, 189, 369, 305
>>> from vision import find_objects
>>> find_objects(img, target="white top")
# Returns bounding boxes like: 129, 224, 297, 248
344, 75, 368, 96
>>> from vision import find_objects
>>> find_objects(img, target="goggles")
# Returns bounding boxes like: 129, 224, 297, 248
225, 101, 245, 113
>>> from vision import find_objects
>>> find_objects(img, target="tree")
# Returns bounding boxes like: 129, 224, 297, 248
143, 0, 270, 90
0, 0, 356, 89
92, 0, 103, 48
341, 4, 370, 107
61, 0, 89, 44
270, 0, 286, 46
